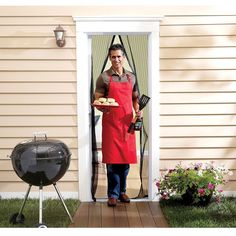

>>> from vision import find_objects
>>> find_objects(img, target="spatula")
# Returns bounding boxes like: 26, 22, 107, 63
128, 94, 150, 133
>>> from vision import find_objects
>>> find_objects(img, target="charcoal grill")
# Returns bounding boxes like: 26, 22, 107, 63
9, 133, 74, 228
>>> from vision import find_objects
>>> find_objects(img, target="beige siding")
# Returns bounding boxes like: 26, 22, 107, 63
1, 6, 236, 195
160, 13, 236, 192
0, 13, 77, 194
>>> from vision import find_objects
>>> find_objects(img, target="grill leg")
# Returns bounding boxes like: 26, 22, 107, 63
53, 183, 74, 223
39, 185, 43, 224
16, 184, 32, 221
18, 184, 32, 214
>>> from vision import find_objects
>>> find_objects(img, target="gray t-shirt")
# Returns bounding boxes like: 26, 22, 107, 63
95, 67, 138, 97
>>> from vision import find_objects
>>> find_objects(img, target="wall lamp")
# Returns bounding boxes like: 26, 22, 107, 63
54, 25, 66, 47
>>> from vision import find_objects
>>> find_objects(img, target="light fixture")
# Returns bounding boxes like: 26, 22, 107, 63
54, 25, 66, 47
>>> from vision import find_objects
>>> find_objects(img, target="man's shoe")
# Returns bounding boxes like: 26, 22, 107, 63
107, 197, 117, 207
119, 193, 130, 203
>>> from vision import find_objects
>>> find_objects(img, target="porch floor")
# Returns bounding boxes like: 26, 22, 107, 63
69, 201, 169, 228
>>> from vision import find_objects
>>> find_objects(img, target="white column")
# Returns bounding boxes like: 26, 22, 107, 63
148, 28, 160, 201
75, 29, 92, 202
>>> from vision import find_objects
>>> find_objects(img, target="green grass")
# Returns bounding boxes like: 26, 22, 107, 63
3, 196, 236, 228
160, 197, 236, 227
0, 198, 79, 228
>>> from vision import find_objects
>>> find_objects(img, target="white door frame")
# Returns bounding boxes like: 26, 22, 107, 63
73, 16, 162, 202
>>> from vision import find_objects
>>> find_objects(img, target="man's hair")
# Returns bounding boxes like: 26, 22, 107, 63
108, 43, 125, 56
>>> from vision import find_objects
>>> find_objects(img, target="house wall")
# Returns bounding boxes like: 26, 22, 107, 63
0, 8, 78, 196
0, 5, 236, 197
159, 12, 236, 192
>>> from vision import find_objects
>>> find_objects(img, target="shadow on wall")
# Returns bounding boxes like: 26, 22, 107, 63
160, 21, 236, 180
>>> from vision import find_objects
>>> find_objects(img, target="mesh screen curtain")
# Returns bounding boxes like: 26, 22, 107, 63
91, 35, 149, 201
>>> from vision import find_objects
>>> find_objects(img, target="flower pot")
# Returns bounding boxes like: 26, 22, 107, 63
181, 187, 212, 206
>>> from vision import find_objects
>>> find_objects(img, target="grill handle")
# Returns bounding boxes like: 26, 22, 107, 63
33, 132, 47, 141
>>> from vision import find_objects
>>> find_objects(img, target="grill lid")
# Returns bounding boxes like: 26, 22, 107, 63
10, 137, 71, 186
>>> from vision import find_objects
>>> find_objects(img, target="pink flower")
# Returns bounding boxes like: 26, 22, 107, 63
215, 196, 221, 204
156, 181, 160, 188
161, 191, 169, 200
198, 188, 205, 196
207, 183, 215, 190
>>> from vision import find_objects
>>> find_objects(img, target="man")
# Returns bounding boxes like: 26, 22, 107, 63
94, 43, 140, 207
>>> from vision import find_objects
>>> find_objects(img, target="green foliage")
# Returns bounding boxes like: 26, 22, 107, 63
0, 198, 79, 228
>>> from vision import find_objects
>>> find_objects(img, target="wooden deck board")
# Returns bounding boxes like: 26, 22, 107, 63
101, 202, 115, 227
70, 201, 168, 228
114, 203, 129, 227
88, 202, 102, 227
136, 202, 156, 227
148, 202, 169, 227
125, 202, 143, 227
69, 202, 89, 227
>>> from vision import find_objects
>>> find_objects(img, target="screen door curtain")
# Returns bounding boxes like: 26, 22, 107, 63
91, 35, 149, 201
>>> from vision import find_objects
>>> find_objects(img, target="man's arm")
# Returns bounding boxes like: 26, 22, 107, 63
94, 91, 110, 113
132, 91, 139, 113
94, 91, 105, 101
93, 74, 107, 111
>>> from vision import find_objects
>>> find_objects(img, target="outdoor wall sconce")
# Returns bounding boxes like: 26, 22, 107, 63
54, 25, 66, 47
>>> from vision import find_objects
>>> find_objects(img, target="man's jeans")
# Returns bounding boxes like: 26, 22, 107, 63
106, 164, 130, 199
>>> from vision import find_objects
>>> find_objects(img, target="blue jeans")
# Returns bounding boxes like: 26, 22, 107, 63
106, 164, 130, 199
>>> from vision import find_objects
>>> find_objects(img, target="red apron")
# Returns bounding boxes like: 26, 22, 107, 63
102, 75, 137, 164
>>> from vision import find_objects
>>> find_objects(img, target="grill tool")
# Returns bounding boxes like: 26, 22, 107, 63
128, 94, 150, 133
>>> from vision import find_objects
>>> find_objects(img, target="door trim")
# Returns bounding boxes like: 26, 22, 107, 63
73, 16, 163, 201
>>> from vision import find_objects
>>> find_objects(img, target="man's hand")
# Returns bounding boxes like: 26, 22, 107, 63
136, 110, 143, 118
97, 107, 110, 113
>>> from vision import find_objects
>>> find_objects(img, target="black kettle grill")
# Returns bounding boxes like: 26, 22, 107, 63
9, 133, 74, 227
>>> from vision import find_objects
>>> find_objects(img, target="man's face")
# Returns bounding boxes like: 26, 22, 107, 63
109, 49, 125, 71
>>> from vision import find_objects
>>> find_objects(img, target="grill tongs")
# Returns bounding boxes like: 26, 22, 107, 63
128, 94, 150, 133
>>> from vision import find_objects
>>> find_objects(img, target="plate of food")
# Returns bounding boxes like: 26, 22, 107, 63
92, 97, 119, 109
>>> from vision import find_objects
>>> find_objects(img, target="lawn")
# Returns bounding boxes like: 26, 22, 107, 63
2, 196, 236, 228
0, 198, 79, 228
160, 196, 236, 227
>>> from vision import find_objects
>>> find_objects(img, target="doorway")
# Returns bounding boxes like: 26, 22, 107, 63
92, 34, 148, 199
73, 16, 162, 202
